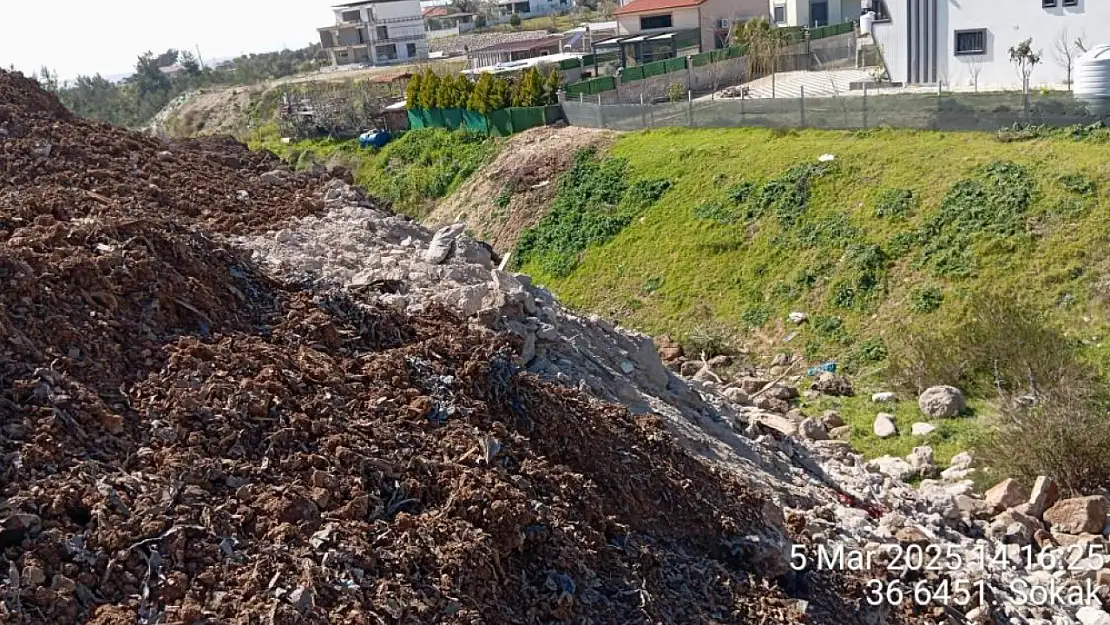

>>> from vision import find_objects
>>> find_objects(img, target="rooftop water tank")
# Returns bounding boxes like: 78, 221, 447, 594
860, 11, 875, 36
1074, 44, 1110, 116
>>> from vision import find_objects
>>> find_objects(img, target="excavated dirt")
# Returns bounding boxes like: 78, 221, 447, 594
0, 70, 902, 624
426, 127, 617, 253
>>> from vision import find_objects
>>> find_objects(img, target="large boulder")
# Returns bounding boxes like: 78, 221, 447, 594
918, 385, 966, 418
984, 478, 1029, 512
906, 446, 936, 477
1043, 496, 1109, 535
1027, 476, 1059, 519
425, 222, 467, 264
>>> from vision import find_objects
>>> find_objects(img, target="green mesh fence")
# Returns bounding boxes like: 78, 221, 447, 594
406, 106, 554, 137
565, 75, 617, 96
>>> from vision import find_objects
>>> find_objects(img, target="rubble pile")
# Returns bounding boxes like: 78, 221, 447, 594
0, 70, 886, 624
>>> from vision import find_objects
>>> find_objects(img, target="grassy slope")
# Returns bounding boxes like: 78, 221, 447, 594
252, 129, 502, 219
519, 126, 1110, 463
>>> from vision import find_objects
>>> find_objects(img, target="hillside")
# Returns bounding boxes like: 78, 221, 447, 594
518, 126, 1110, 365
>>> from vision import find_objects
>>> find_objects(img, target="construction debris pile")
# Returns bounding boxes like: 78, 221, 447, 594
0, 70, 883, 624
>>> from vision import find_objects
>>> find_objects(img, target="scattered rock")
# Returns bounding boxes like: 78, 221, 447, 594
820, 410, 844, 429
680, 361, 702, 377
868, 455, 913, 480
810, 372, 854, 397
984, 478, 1029, 512
1077, 606, 1110, 625
917, 385, 966, 418
707, 354, 732, 369
949, 451, 973, 470
910, 422, 936, 436
955, 495, 994, 519
905, 446, 936, 476
798, 417, 829, 441
1043, 496, 1109, 535
788, 312, 808, 324
1027, 476, 1059, 519
765, 385, 799, 401
829, 425, 852, 440
873, 413, 897, 438
654, 335, 683, 361
425, 222, 467, 264
723, 387, 749, 405
871, 392, 897, 403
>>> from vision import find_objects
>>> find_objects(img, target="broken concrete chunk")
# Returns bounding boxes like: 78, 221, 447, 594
1027, 476, 1059, 519
984, 478, 1029, 513
425, 222, 466, 265
1043, 496, 1109, 535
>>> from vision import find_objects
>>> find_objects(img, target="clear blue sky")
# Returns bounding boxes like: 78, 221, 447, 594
0, 1, 335, 81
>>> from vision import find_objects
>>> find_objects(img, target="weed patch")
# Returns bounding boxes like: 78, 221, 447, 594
515, 148, 671, 277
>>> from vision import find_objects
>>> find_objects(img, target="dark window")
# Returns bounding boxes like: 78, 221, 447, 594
1063, 0, 1078, 5
341, 10, 361, 22
773, 4, 786, 22
376, 25, 389, 40
954, 29, 986, 55
1043, 0, 1057, 6
870, 0, 891, 22
407, 43, 417, 57
640, 14, 673, 29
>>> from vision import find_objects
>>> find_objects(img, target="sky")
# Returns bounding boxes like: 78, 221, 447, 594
0, 1, 336, 81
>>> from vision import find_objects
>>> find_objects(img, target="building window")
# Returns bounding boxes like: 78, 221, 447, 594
377, 44, 398, 60
640, 14, 673, 29
870, 0, 891, 21
1043, 0, 1057, 6
773, 4, 786, 22
341, 10, 361, 22
1063, 0, 1078, 5
954, 29, 986, 55
376, 25, 389, 40
407, 43, 417, 57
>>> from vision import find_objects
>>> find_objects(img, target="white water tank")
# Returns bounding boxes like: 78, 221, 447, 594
860, 11, 875, 36
1074, 44, 1110, 115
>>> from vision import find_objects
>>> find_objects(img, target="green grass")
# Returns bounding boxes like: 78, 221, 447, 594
514, 126, 1110, 459
252, 128, 501, 218
805, 395, 985, 465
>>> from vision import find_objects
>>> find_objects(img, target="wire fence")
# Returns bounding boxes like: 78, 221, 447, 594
562, 90, 1108, 132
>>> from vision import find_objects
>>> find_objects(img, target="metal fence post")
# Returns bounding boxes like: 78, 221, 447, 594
800, 85, 806, 127
687, 89, 693, 127
862, 83, 868, 129
641, 93, 647, 129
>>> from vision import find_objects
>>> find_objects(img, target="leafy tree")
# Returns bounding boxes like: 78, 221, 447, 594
418, 68, 439, 109
180, 51, 202, 76
468, 72, 494, 113
1009, 37, 1042, 113
36, 67, 59, 92
489, 75, 510, 110
509, 12, 522, 27
434, 72, 455, 107
474, 14, 487, 28
513, 67, 543, 107
454, 74, 474, 108
406, 72, 423, 108
542, 67, 562, 105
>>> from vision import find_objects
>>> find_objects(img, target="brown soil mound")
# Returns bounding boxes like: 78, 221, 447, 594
0, 70, 892, 624
427, 127, 617, 253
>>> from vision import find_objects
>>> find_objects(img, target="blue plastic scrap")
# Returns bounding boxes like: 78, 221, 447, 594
806, 361, 837, 376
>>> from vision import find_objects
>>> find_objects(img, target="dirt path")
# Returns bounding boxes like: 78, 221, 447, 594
427, 126, 618, 253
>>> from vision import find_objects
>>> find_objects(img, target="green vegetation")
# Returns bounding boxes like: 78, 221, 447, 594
35, 46, 325, 128
514, 148, 671, 277
513, 127, 1110, 463
253, 128, 500, 218
407, 66, 560, 111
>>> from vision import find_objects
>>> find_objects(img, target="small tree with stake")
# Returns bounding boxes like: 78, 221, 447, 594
1051, 28, 1090, 91
1009, 38, 1041, 117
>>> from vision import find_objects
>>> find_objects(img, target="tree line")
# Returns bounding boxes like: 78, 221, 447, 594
32, 45, 324, 129
405, 66, 561, 113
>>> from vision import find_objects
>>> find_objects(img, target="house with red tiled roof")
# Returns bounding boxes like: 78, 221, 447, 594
423, 5, 475, 38
606, 0, 766, 64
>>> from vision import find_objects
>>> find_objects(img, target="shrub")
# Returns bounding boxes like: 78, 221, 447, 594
874, 188, 916, 219
741, 306, 771, 329
976, 391, 1110, 495
1058, 173, 1096, 196
908, 285, 943, 313
509, 12, 522, 26
495, 184, 512, 210
693, 202, 739, 225
685, 323, 731, 357
885, 291, 1083, 396
667, 83, 685, 103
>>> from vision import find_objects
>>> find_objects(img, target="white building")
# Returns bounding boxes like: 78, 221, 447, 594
318, 0, 430, 67
494, 0, 575, 19
769, 0, 861, 27
871, 0, 1106, 89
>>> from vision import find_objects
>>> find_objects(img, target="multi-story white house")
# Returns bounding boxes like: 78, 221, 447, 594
493, 0, 575, 19
871, 0, 1106, 89
318, 0, 430, 67
768, 0, 862, 27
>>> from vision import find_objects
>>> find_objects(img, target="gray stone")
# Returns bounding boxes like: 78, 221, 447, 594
918, 385, 966, 418
873, 413, 897, 438
906, 446, 936, 475
868, 455, 913, 481
1077, 606, 1110, 625
949, 451, 973, 470
788, 311, 808, 324
619, 361, 635, 374
829, 425, 852, 440
871, 391, 897, 403
723, 386, 749, 405
811, 372, 854, 396
910, 422, 936, 436
955, 495, 993, 519
425, 222, 466, 264
820, 410, 845, 429
798, 417, 829, 441
765, 385, 799, 401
